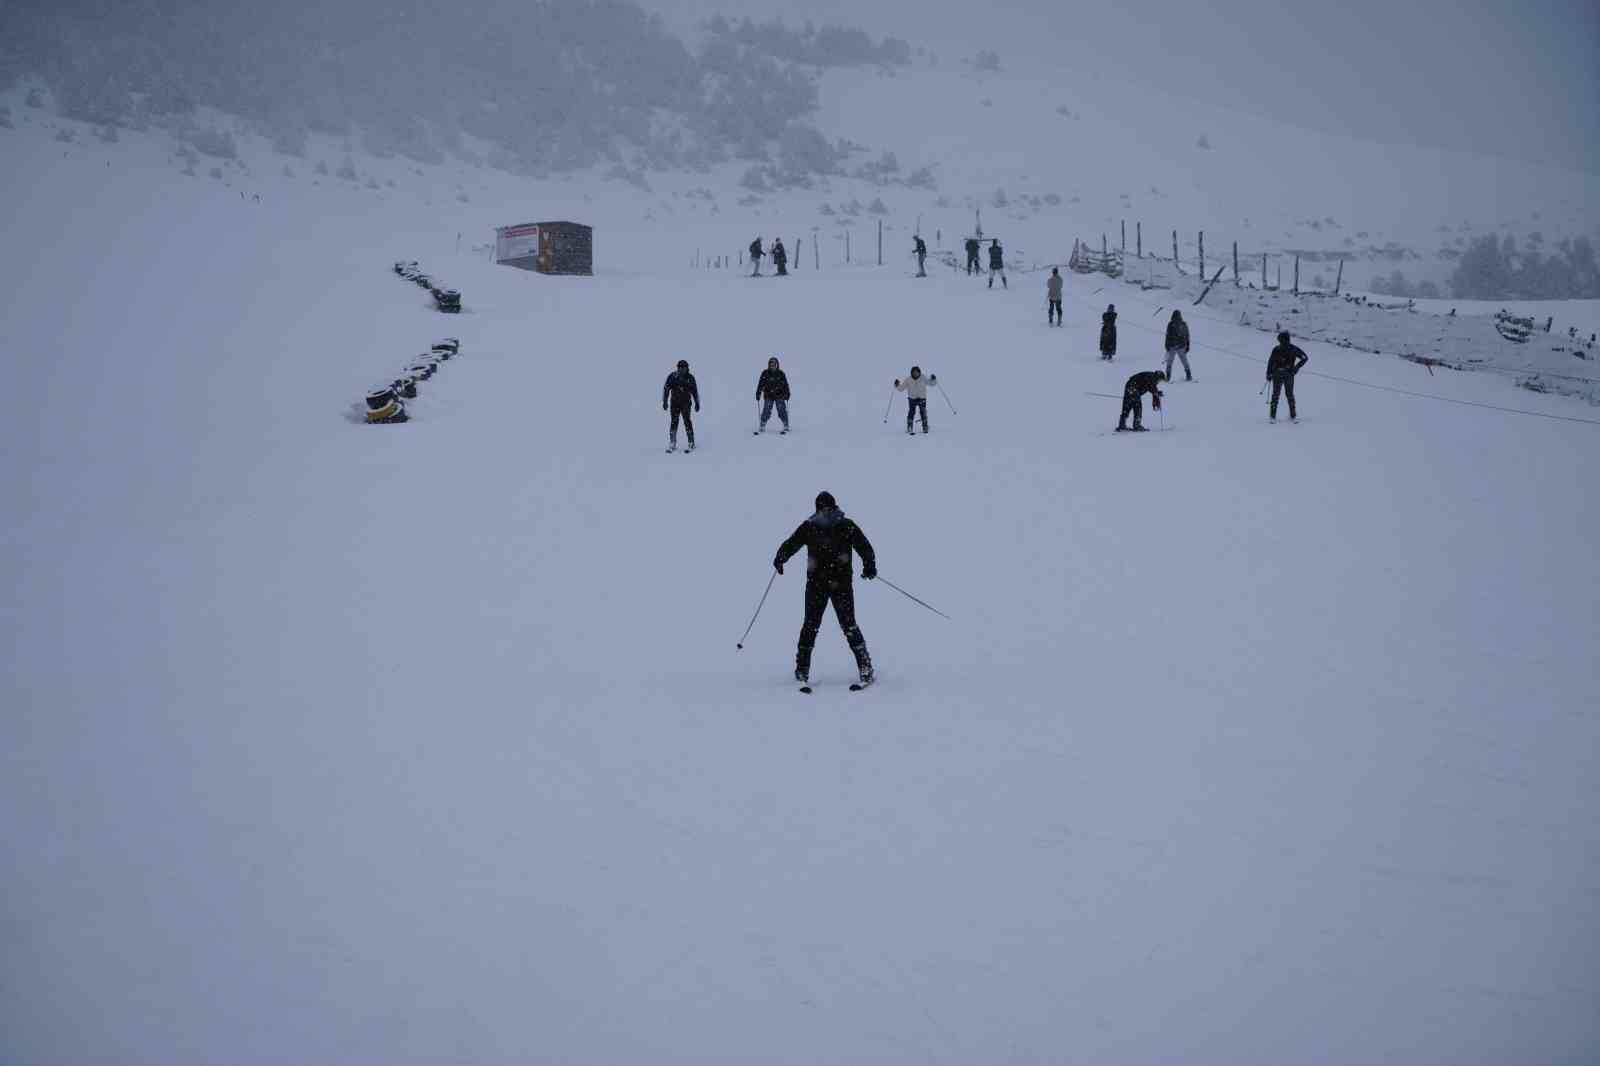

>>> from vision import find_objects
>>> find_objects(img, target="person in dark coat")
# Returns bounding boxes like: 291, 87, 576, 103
755, 356, 791, 433
914, 235, 928, 277
774, 491, 876, 686
772, 238, 788, 276
1266, 331, 1309, 421
662, 358, 700, 451
965, 237, 981, 275
1047, 267, 1064, 326
987, 239, 1007, 289
1100, 304, 1118, 359
1164, 311, 1192, 381
1117, 370, 1166, 431
749, 237, 764, 276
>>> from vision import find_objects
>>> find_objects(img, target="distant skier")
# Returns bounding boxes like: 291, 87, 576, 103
662, 358, 700, 451
1047, 267, 1063, 326
755, 356, 791, 434
988, 239, 1007, 289
772, 238, 788, 276
749, 237, 764, 277
1100, 304, 1118, 359
1164, 310, 1193, 380
1116, 370, 1166, 432
774, 490, 876, 688
914, 235, 928, 277
1266, 331, 1309, 422
895, 366, 938, 434
965, 237, 981, 275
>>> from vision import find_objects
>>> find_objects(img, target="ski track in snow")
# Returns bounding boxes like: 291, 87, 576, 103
1, 120, 1598, 1066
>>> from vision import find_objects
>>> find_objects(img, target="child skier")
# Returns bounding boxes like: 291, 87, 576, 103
895, 367, 938, 434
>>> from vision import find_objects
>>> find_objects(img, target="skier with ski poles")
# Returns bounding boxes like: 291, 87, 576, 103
1266, 331, 1309, 421
774, 491, 876, 690
755, 356, 790, 434
914, 235, 928, 277
988, 239, 1007, 289
895, 366, 938, 434
1116, 369, 1166, 432
662, 358, 700, 452
1165, 310, 1193, 381
1047, 267, 1063, 326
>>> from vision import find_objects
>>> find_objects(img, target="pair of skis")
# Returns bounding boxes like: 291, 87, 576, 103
666, 442, 695, 453
798, 678, 873, 695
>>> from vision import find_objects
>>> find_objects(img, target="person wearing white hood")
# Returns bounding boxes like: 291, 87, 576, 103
894, 366, 938, 434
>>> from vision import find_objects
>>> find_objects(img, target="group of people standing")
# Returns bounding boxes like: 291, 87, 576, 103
1114, 330, 1309, 430
961, 237, 1007, 288
660, 358, 945, 451
748, 237, 789, 276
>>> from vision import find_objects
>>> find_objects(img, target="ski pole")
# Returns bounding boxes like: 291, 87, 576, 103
875, 576, 953, 620
736, 570, 779, 649
935, 382, 958, 415
882, 389, 896, 423
1259, 380, 1268, 396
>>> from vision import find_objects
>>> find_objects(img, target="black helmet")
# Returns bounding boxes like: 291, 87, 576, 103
676, 359, 689, 369
815, 491, 837, 511
1277, 331, 1291, 343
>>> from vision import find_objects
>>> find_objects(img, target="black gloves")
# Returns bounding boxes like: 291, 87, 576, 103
862, 566, 877, 580
894, 379, 901, 387
773, 560, 784, 575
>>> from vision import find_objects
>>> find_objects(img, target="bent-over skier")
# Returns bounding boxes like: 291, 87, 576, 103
1266, 331, 1309, 421
895, 366, 938, 434
1117, 370, 1166, 431
662, 359, 700, 451
774, 491, 876, 687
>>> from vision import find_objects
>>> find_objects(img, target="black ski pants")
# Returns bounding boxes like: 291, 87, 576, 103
1048, 298, 1062, 324
1270, 375, 1298, 419
669, 402, 695, 441
906, 397, 928, 432
798, 574, 869, 675
966, 255, 979, 274
1119, 391, 1145, 428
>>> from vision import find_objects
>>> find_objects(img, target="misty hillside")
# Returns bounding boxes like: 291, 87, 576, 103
0, 0, 916, 178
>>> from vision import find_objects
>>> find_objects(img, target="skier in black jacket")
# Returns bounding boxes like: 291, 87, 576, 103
988, 239, 1007, 289
772, 238, 788, 276
965, 237, 981, 275
749, 237, 764, 276
1100, 304, 1118, 359
1266, 331, 1309, 421
1117, 370, 1166, 431
914, 235, 927, 277
662, 358, 700, 451
1164, 311, 1192, 381
774, 491, 876, 686
755, 356, 790, 433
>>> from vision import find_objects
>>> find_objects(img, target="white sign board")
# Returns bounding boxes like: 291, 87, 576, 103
495, 223, 540, 262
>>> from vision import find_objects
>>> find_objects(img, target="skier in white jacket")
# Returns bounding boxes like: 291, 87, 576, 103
894, 366, 938, 434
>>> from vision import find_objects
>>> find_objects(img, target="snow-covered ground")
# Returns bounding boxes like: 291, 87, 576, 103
2, 108, 1599, 1065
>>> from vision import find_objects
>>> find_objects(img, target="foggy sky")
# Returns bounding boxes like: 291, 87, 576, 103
652, 0, 1600, 175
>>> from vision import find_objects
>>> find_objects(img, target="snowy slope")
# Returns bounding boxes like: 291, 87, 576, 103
2, 112, 1599, 1065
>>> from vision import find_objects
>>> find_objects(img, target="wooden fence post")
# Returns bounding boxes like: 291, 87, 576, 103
1293, 255, 1300, 295
1233, 242, 1239, 285
877, 220, 883, 266
1199, 231, 1205, 278
1172, 229, 1179, 269
1121, 220, 1126, 251
1334, 258, 1344, 294
1136, 222, 1142, 258
846, 230, 851, 264
1102, 233, 1108, 256
1262, 253, 1268, 287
